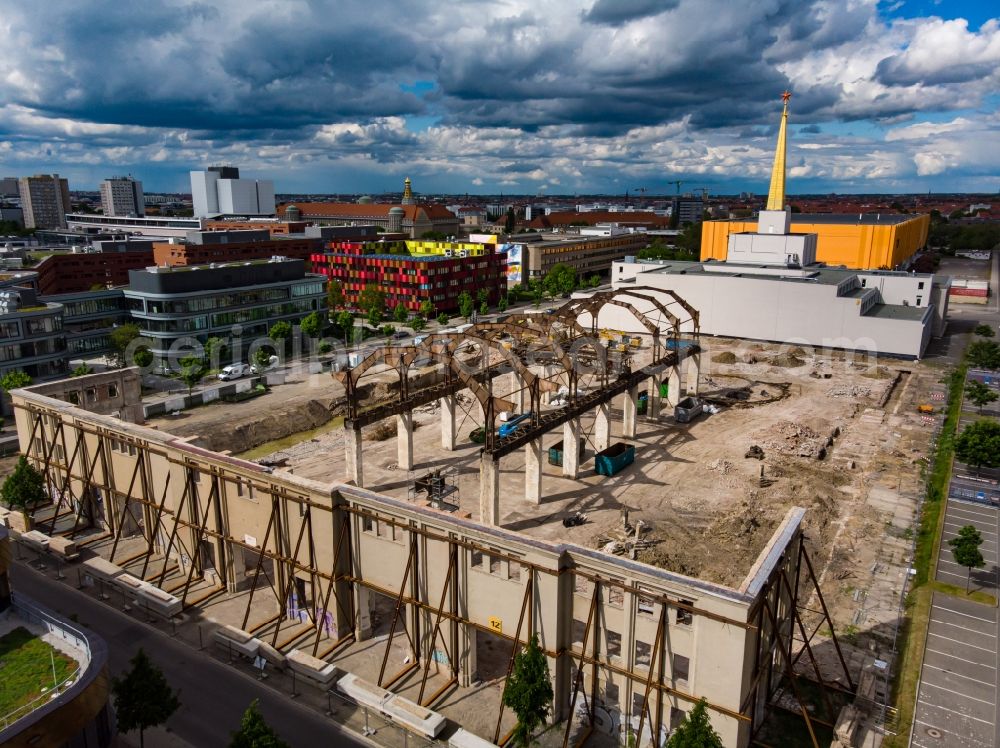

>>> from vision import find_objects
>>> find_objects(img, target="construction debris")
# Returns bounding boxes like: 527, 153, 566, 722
828, 385, 872, 399
745, 445, 765, 460
750, 420, 830, 459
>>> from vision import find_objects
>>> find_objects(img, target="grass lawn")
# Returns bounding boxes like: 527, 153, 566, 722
0, 627, 76, 718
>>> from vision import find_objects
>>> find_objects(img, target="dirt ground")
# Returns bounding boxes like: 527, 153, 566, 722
174, 338, 936, 603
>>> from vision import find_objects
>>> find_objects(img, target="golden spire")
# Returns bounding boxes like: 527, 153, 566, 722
402, 177, 413, 204
765, 91, 791, 211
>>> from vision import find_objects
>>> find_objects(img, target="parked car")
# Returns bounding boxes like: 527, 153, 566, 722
218, 363, 252, 381
251, 355, 280, 375
392, 330, 411, 340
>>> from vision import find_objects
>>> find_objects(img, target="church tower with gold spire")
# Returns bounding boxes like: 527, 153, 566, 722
723, 91, 817, 267
401, 176, 415, 205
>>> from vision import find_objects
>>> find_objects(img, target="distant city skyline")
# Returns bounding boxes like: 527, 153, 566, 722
0, 0, 997, 196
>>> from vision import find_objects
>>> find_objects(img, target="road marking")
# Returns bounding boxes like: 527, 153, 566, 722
944, 522, 998, 538
924, 662, 998, 688
927, 648, 998, 670
921, 680, 996, 706
932, 606, 999, 625
927, 631, 996, 653
917, 708, 996, 731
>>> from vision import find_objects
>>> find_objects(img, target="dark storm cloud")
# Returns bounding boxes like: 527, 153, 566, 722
582, 0, 678, 26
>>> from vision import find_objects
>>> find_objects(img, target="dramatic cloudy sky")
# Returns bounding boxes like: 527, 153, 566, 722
0, 0, 998, 195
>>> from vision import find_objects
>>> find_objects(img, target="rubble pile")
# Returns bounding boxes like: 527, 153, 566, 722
827, 385, 872, 399
750, 420, 830, 459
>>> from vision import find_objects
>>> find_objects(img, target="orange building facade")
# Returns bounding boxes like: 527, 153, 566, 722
701, 213, 930, 269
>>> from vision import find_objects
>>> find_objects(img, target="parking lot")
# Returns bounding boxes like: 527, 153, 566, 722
913, 593, 998, 747
937, 500, 1000, 593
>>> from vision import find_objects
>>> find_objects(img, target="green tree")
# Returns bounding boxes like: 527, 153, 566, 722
334, 310, 355, 335
457, 291, 475, 320
955, 419, 1000, 473
975, 324, 996, 338
253, 347, 276, 371
177, 356, 206, 396
477, 288, 489, 308
479, 301, 489, 315
437, 312, 449, 326
1, 369, 32, 394
299, 311, 323, 339
108, 323, 142, 368
421, 230, 448, 241
229, 700, 289, 748
502, 634, 553, 747
543, 263, 577, 298
968, 340, 1000, 370
418, 300, 435, 319
586, 274, 601, 288
326, 279, 346, 310
948, 525, 987, 593
204, 336, 228, 367
966, 380, 999, 413
498, 296, 509, 313
666, 698, 723, 748
112, 649, 180, 748
358, 285, 386, 317
410, 316, 426, 332
70, 363, 93, 377
1, 456, 47, 510
394, 302, 409, 323
367, 306, 384, 328
134, 348, 154, 368
268, 321, 292, 343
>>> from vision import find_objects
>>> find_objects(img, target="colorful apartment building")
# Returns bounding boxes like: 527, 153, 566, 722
311, 240, 507, 313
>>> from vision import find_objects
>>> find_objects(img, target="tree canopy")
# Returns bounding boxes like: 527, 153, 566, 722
1, 456, 47, 510
108, 323, 142, 368
0, 369, 32, 393
966, 380, 999, 413
112, 649, 180, 748
229, 700, 289, 748
502, 634, 553, 747
955, 419, 1000, 472
975, 324, 996, 338
666, 699, 724, 748
457, 291, 475, 320
948, 524, 987, 592
299, 311, 323, 339
542, 263, 577, 298
968, 340, 1000, 370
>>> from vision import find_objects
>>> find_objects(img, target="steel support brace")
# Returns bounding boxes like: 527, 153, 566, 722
377, 534, 416, 687
179, 476, 221, 605
635, 603, 668, 748
761, 594, 820, 748
494, 574, 535, 745
241, 496, 279, 631
562, 584, 600, 748
271, 507, 313, 648
312, 521, 351, 657
417, 542, 458, 705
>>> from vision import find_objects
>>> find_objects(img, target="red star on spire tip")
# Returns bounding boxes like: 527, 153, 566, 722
781, 90, 792, 102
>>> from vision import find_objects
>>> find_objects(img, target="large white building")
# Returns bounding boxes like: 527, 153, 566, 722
99, 176, 144, 217
608, 94, 948, 359
190, 166, 275, 217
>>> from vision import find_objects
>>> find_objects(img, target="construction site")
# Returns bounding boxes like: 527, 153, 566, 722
3, 286, 944, 748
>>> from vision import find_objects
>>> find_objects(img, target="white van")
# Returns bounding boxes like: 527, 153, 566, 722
218, 363, 251, 381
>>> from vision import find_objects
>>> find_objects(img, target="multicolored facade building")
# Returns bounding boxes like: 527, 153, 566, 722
311, 239, 507, 313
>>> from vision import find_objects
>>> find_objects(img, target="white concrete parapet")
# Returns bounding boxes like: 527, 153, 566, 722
47, 535, 79, 560
449, 729, 499, 748
20, 529, 49, 552
81, 556, 124, 583
214, 625, 260, 659
134, 583, 182, 618
286, 648, 338, 686
337, 673, 447, 738
255, 640, 287, 670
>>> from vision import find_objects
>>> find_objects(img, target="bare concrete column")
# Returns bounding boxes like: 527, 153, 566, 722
686, 353, 701, 395
543, 365, 558, 404
648, 372, 663, 419
667, 366, 681, 407
397, 411, 414, 471
355, 584, 372, 640
562, 418, 581, 479
509, 372, 527, 412
525, 438, 543, 504
479, 452, 500, 526
460, 625, 478, 686
344, 425, 364, 487
440, 395, 457, 451
622, 385, 638, 439
594, 402, 611, 452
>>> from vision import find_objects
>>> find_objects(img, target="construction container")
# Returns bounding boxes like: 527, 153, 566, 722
637, 391, 649, 415
595, 442, 635, 476
548, 438, 586, 467
674, 396, 703, 423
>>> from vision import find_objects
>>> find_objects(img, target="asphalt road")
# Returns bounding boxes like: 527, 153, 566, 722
10, 562, 366, 747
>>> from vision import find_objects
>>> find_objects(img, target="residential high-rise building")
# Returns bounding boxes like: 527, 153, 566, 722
18, 174, 71, 229
99, 176, 145, 217
0, 177, 19, 197
190, 166, 275, 217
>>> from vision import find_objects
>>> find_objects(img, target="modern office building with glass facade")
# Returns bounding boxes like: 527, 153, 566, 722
123, 257, 326, 358
0, 271, 68, 381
